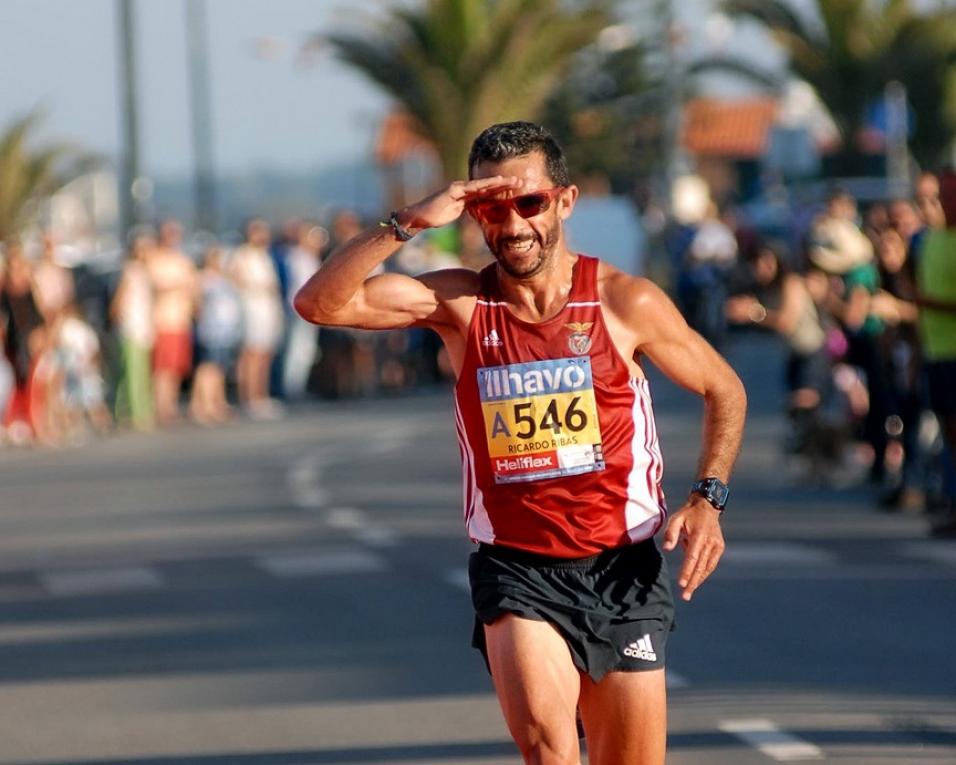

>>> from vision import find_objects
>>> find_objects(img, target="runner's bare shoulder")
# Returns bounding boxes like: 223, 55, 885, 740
596, 261, 670, 329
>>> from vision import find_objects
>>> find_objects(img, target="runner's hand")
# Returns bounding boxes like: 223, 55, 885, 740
662, 496, 725, 601
398, 176, 523, 232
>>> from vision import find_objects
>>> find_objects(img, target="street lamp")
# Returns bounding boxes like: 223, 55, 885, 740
187, 0, 217, 234
116, 0, 141, 242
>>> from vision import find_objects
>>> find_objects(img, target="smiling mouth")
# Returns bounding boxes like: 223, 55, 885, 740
501, 237, 536, 254
495, 237, 546, 278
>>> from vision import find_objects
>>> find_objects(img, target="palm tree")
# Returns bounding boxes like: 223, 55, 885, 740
543, 38, 663, 194
0, 111, 90, 244
886, 10, 956, 170
696, 0, 956, 173
322, 0, 615, 182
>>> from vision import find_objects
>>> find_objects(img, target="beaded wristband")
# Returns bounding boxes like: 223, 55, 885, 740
379, 211, 415, 242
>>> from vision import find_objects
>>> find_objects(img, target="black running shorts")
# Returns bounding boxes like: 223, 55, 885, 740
469, 539, 675, 683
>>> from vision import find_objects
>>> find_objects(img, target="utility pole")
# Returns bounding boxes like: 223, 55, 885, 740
660, 0, 685, 209
116, 0, 141, 243
187, 0, 217, 234
885, 80, 910, 198
644, 0, 687, 288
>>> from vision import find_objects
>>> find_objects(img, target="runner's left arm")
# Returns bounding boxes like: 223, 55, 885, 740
616, 276, 747, 601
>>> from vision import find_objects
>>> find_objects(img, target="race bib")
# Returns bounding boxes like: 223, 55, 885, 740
477, 357, 606, 484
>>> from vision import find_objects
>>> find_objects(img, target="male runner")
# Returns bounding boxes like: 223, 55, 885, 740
294, 122, 746, 765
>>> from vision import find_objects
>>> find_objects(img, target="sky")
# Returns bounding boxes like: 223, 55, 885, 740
0, 0, 787, 181
1, 0, 392, 177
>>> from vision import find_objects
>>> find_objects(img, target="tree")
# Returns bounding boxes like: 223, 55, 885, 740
0, 111, 90, 244
543, 37, 664, 195
322, 0, 615, 182
696, 0, 956, 173
887, 10, 956, 170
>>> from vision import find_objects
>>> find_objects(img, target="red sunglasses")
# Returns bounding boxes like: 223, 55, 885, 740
466, 187, 565, 224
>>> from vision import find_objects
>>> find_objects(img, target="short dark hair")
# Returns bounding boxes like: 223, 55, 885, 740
468, 121, 570, 186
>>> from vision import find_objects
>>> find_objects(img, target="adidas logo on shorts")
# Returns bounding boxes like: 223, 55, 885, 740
623, 634, 657, 662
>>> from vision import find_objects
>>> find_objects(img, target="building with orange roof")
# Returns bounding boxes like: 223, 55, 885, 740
681, 97, 780, 201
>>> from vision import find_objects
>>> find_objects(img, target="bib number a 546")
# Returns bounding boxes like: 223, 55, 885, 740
477, 357, 605, 484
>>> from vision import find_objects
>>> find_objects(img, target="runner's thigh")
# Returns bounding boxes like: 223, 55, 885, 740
484, 614, 582, 763
578, 669, 666, 765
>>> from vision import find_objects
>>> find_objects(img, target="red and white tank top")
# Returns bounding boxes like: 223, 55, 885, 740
454, 254, 667, 557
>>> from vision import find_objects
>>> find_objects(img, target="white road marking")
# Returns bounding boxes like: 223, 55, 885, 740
255, 547, 387, 577
287, 455, 329, 508
721, 543, 837, 566
41, 566, 164, 597
287, 459, 321, 488
365, 431, 411, 455
356, 526, 399, 548
901, 542, 956, 566
715, 564, 950, 581
326, 507, 365, 529
326, 507, 398, 547
0, 615, 245, 644
287, 452, 402, 547
665, 671, 689, 689
290, 487, 329, 508
720, 718, 824, 761
444, 568, 470, 591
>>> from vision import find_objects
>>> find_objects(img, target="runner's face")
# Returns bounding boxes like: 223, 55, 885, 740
470, 152, 573, 279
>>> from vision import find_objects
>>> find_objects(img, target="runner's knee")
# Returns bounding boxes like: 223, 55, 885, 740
511, 725, 580, 765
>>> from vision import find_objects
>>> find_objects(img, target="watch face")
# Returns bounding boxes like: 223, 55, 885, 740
695, 478, 728, 509
711, 482, 729, 506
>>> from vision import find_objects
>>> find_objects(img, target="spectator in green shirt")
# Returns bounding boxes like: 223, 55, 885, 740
810, 190, 891, 484
917, 168, 956, 536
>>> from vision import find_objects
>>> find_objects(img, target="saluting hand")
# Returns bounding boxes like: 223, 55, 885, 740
398, 176, 523, 232
662, 496, 725, 602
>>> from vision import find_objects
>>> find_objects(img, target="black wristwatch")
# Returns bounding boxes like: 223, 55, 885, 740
691, 477, 729, 512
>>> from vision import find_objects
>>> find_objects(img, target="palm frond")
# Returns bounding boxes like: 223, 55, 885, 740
720, 0, 810, 40
0, 112, 92, 242
687, 55, 784, 91
322, 0, 617, 180
722, 0, 956, 171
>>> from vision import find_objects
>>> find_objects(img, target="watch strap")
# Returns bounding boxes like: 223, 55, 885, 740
691, 477, 729, 512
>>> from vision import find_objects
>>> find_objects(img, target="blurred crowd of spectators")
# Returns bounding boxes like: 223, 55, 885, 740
4, 174, 956, 538
671, 170, 956, 537
0, 211, 492, 449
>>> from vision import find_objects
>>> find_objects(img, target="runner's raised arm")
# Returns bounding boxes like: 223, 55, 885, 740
293, 176, 522, 330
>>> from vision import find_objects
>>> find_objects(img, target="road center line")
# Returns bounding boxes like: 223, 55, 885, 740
901, 542, 956, 566
327, 507, 399, 548
41, 566, 164, 597
255, 547, 387, 577
286, 455, 329, 508
720, 542, 837, 566
719, 718, 824, 761
444, 568, 470, 591
287, 446, 404, 546
665, 671, 689, 689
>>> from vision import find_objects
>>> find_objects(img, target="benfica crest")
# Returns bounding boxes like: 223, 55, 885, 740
566, 322, 593, 355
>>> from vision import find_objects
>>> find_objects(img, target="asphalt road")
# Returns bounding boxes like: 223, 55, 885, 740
0, 332, 953, 764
